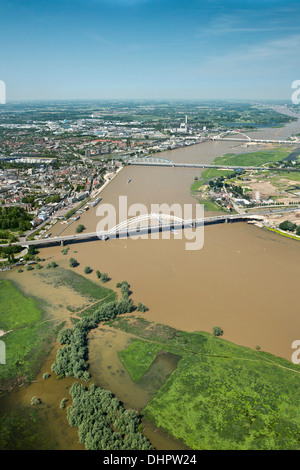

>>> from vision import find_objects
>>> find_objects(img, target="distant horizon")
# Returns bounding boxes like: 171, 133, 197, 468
1, 94, 296, 104
1, 97, 293, 105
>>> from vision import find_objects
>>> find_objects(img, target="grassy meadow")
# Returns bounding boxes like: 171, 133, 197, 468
213, 147, 291, 167
110, 316, 300, 450
0, 279, 52, 384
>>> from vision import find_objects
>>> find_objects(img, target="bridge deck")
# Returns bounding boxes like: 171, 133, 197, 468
127, 161, 298, 171
0, 213, 267, 248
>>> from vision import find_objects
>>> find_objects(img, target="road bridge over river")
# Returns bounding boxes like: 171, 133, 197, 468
211, 129, 300, 145
126, 157, 298, 172
2, 209, 298, 249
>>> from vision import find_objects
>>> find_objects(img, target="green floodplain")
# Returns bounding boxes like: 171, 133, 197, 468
190, 147, 300, 215
0, 263, 299, 450
190, 147, 294, 193
0, 279, 51, 384
0, 266, 117, 384
213, 147, 292, 167
113, 316, 300, 450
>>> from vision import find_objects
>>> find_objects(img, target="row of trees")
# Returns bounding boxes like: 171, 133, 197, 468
51, 298, 135, 381
116, 281, 149, 312
67, 382, 153, 450
69, 259, 110, 284
116, 280, 131, 299
96, 270, 109, 283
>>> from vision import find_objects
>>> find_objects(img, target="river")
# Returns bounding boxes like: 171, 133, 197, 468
0, 106, 299, 450
42, 108, 300, 362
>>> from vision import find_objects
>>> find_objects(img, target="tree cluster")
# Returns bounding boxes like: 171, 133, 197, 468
51, 298, 134, 381
0, 206, 32, 231
45, 194, 61, 204
67, 382, 153, 450
137, 302, 149, 313
116, 280, 131, 299
0, 244, 22, 260
69, 257, 79, 268
279, 220, 300, 235
96, 271, 109, 283
76, 224, 85, 233
212, 326, 223, 337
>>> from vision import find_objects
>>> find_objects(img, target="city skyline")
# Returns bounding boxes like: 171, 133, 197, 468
1, 0, 300, 101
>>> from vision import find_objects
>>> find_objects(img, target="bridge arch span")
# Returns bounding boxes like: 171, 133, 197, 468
107, 212, 192, 234
127, 156, 175, 166
214, 130, 252, 141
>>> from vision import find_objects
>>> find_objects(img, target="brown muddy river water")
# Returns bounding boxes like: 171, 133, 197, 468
39, 133, 300, 362
1, 124, 300, 450
39, 220, 300, 362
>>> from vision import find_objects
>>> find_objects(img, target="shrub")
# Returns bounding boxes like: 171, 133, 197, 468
30, 396, 41, 405
69, 258, 79, 268
137, 302, 149, 313
100, 273, 109, 283
76, 224, 85, 233
212, 326, 223, 337
60, 398, 67, 410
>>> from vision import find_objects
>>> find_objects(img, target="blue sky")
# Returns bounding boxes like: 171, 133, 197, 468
1, 0, 299, 101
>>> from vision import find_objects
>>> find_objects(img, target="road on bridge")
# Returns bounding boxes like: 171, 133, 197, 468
1, 208, 298, 249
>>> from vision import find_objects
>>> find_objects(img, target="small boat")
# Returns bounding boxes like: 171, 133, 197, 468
127, 179, 131, 184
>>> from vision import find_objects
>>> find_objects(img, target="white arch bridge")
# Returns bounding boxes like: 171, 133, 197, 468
211, 129, 299, 145
1, 212, 272, 248
107, 212, 194, 235
212, 130, 252, 141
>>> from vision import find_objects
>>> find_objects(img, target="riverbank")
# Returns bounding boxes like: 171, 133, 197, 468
264, 226, 300, 241
90, 165, 124, 199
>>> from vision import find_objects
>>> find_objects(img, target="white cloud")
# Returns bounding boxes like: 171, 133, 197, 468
194, 34, 300, 79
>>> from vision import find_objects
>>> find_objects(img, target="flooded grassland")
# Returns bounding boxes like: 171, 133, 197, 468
0, 261, 188, 450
